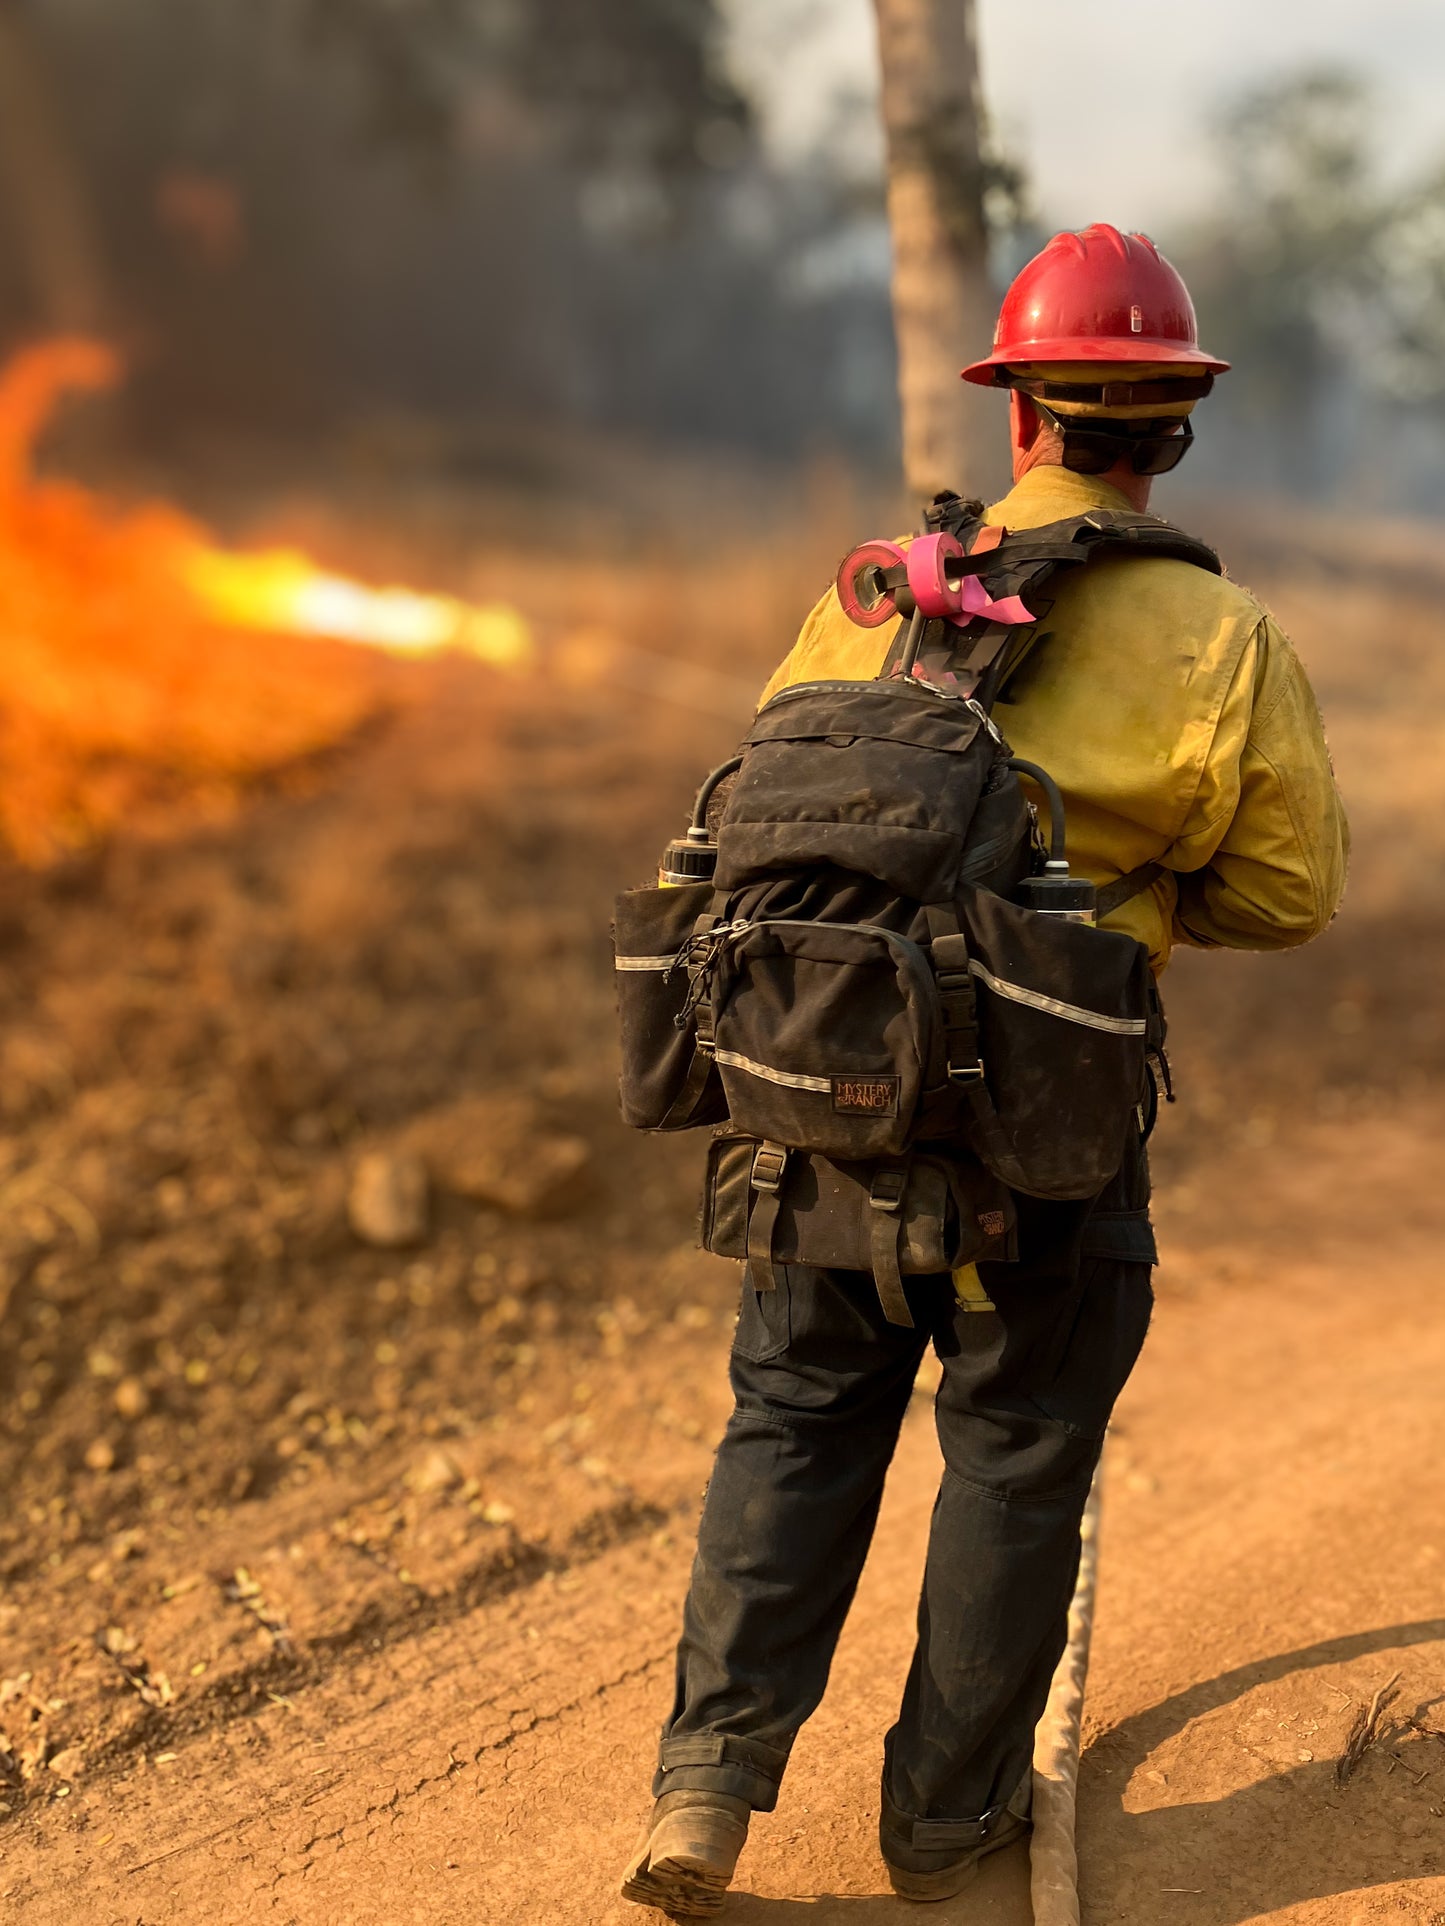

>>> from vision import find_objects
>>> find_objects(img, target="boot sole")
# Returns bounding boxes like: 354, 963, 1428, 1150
620, 1808, 747, 1919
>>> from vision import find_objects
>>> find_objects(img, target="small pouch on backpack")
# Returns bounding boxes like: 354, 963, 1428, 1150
613, 883, 728, 1131
951, 886, 1153, 1200
708, 918, 943, 1159
700, 1132, 1016, 1326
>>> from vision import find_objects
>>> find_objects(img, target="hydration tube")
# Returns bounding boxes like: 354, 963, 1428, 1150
690, 755, 745, 836
658, 754, 745, 887
1006, 756, 1068, 865
1006, 757, 1098, 923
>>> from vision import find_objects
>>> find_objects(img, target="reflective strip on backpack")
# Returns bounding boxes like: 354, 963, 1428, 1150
968, 960, 1148, 1036
713, 1048, 833, 1095
615, 954, 679, 972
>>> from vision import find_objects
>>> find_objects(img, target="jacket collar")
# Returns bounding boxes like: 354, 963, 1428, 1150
985, 464, 1141, 532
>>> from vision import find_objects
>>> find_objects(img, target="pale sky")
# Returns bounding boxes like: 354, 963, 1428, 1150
725, 0, 1445, 237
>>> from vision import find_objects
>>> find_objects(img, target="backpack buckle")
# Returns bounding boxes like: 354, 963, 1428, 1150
948, 1062, 986, 1085
869, 1169, 907, 1213
750, 1143, 788, 1194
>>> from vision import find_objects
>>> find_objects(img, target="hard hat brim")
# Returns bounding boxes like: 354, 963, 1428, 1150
962, 337, 1230, 388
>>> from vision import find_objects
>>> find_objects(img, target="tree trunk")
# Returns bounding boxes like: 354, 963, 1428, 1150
872, 0, 995, 506
0, 0, 111, 336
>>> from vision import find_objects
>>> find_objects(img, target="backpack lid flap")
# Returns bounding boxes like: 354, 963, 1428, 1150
747, 678, 990, 755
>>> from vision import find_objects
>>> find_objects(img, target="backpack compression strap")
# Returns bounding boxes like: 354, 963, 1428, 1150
1096, 862, 1166, 916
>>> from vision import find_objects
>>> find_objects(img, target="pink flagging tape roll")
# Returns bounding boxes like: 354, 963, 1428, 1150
836, 539, 907, 629
836, 532, 1037, 631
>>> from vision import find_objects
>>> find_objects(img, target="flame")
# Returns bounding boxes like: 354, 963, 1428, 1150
0, 339, 532, 860
182, 547, 531, 667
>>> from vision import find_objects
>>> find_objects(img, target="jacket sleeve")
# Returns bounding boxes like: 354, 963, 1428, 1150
1168, 615, 1349, 951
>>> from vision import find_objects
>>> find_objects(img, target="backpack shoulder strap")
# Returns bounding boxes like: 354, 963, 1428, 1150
874, 496, 1224, 697
1066, 508, 1223, 577
909, 496, 1224, 705
925, 491, 1222, 584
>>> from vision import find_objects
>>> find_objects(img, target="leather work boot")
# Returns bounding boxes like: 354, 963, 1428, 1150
620, 1789, 752, 1918
879, 1788, 1031, 1903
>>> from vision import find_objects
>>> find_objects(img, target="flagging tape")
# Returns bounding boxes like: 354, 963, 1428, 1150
1029, 1462, 1102, 1926
836, 539, 908, 629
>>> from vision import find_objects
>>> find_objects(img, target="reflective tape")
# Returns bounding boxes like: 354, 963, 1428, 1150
713, 1049, 832, 1095
968, 960, 1147, 1036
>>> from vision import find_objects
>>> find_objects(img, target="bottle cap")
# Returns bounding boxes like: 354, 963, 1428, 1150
1017, 871, 1098, 923
659, 837, 718, 887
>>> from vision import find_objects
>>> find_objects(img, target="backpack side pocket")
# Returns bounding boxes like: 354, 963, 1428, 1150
956, 886, 1152, 1199
614, 884, 728, 1131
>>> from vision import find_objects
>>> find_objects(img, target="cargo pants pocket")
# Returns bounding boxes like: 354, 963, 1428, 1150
1027, 1256, 1155, 1443
731, 1263, 793, 1365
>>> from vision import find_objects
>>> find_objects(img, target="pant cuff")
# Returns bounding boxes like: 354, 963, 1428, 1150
654, 1732, 791, 1813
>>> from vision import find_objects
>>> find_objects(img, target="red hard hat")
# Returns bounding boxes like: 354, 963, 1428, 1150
962, 223, 1228, 386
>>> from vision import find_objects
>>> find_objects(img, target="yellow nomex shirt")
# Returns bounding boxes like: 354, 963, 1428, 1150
760, 466, 1350, 974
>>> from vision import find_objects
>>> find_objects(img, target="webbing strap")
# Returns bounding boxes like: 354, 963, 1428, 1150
659, 992, 717, 1130
1096, 861, 1165, 917
907, 1812, 999, 1852
957, 1075, 1031, 1194
869, 1171, 914, 1328
922, 499, 1223, 581
658, 1038, 716, 1129
658, 1732, 792, 1776
923, 906, 983, 1081
922, 905, 1033, 1189
746, 1142, 787, 1295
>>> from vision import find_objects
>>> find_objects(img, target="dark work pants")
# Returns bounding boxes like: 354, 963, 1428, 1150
653, 1136, 1155, 1827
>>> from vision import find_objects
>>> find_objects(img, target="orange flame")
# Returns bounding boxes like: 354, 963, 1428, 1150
0, 339, 531, 861
182, 547, 531, 667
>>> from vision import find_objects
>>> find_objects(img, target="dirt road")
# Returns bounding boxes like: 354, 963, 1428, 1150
3, 1105, 1442, 1925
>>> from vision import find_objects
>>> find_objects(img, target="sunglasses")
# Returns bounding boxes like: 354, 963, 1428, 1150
1032, 400, 1194, 477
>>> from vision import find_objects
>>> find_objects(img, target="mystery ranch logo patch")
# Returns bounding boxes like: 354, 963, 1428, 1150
831, 1074, 900, 1116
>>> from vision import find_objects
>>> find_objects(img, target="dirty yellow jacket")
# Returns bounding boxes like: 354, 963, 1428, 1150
760, 466, 1349, 973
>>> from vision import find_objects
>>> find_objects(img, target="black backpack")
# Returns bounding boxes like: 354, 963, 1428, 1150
613, 502, 1221, 1324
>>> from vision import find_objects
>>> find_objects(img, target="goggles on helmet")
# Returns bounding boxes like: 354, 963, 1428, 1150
1030, 399, 1194, 478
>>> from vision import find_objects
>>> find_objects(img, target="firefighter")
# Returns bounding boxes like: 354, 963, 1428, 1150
621, 224, 1348, 1915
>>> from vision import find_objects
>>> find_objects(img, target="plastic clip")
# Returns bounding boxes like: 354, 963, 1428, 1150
869, 1169, 907, 1213
750, 1143, 788, 1193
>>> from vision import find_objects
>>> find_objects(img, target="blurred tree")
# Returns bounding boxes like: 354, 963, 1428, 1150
1187, 72, 1378, 445
872, 0, 993, 503
0, 0, 111, 334
1373, 160, 1445, 408
1185, 67, 1445, 497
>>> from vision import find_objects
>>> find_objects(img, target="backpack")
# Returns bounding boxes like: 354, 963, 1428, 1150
613, 501, 1221, 1325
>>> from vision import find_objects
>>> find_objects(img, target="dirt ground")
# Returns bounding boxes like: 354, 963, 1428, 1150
0, 468, 1443, 1923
